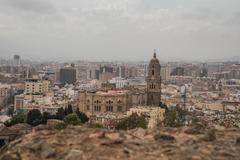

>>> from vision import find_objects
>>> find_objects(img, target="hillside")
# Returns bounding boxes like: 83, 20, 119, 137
0, 124, 240, 160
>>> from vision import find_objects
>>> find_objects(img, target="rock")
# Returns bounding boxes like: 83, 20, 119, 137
0, 152, 21, 160
1, 125, 240, 160
202, 129, 216, 142
25, 139, 56, 159
41, 143, 56, 159
106, 132, 122, 141
190, 155, 202, 160
65, 149, 83, 160
132, 128, 146, 138
154, 134, 175, 142
213, 125, 226, 131
185, 123, 205, 135
25, 139, 45, 151
89, 131, 105, 139
236, 137, 240, 145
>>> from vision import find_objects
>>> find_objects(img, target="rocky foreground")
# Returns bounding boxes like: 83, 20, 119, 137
0, 124, 240, 160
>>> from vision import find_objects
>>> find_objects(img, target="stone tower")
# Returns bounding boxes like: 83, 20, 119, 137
146, 50, 161, 106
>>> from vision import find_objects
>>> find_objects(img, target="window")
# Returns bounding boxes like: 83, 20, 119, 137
94, 100, 101, 104
87, 105, 90, 111
106, 100, 113, 104
106, 106, 113, 112
94, 106, 101, 112
149, 83, 155, 89
117, 106, 122, 112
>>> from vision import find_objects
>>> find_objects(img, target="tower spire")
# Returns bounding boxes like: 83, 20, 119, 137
153, 49, 156, 58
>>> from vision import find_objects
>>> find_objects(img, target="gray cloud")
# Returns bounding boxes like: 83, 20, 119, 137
0, 0, 56, 13
0, 0, 239, 61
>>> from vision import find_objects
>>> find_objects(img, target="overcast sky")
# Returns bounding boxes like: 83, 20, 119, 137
0, 0, 240, 61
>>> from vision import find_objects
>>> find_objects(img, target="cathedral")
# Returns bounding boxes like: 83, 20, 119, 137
146, 50, 162, 106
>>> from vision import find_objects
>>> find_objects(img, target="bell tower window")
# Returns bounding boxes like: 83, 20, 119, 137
152, 70, 154, 75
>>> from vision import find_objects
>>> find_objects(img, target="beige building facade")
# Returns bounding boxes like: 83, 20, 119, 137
127, 106, 165, 128
25, 78, 50, 95
78, 90, 146, 115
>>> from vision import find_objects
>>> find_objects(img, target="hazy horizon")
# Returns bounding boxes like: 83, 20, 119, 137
0, 0, 240, 61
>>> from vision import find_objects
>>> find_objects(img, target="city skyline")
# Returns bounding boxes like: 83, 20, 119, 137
0, 0, 239, 61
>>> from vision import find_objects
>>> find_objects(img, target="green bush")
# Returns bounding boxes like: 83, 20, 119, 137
63, 113, 81, 125
4, 112, 26, 127
115, 113, 148, 130
163, 106, 189, 127
54, 122, 67, 130
88, 122, 104, 128
26, 109, 43, 126
76, 108, 89, 123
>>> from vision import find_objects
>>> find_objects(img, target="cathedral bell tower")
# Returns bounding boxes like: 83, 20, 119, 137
146, 50, 161, 106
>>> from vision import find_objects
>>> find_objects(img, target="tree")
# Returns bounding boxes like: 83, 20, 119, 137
67, 105, 73, 114
26, 109, 43, 126
64, 105, 73, 116
115, 113, 148, 130
56, 107, 65, 120
42, 112, 49, 124
7, 106, 14, 117
63, 113, 81, 125
163, 106, 189, 127
4, 112, 26, 127
76, 108, 89, 123
42, 112, 57, 124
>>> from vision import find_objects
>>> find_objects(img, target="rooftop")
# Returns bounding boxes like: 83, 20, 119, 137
96, 90, 130, 96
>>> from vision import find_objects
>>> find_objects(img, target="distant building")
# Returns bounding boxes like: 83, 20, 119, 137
13, 55, 20, 66
59, 66, 77, 84
78, 89, 146, 115
109, 77, 128, 88
146, 51, 162, 106
99, 66, 115, 82
117, 66, 126, 78
101, 82, 116, 90
14, 95, 24, 112
0, 84, 11, 107
127, 106, 165, 128
25, 78, 50, 95
171, 67, 184, 76
207, 65, 221, 78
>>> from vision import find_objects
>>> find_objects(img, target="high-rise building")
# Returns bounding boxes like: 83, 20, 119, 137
13, 55, 21, 66
146, 51, 161, 106
59, 65, 77, 84
99, 66, 115, 82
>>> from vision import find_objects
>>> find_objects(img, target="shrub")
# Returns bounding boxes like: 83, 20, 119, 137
56, 107, 65, 120
54, 122, 67, 130
4, 112, 26, 127
163, 106, 189, 127
63, 113, 81, 126
115, 113, 148, 130
26, 109, 43, 126
76, 108, 89, 123
88, 122, 104, 128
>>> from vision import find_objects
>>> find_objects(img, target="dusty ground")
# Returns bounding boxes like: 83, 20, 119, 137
1, 124, 240, 160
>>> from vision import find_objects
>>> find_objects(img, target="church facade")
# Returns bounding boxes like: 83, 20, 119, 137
146, 51, 162, 106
